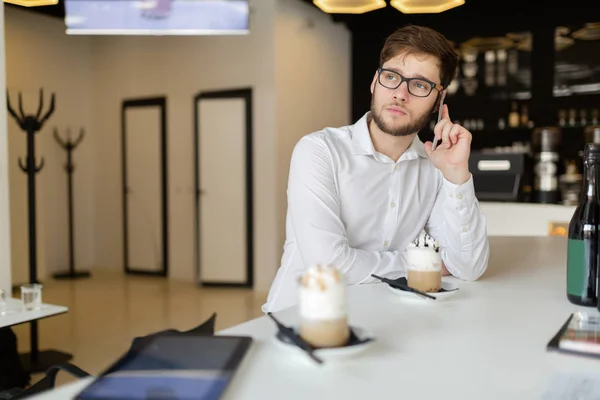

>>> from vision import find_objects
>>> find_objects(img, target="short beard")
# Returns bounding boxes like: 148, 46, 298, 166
371, 99, 435, 137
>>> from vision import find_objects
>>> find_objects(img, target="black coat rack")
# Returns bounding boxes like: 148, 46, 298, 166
6, 89, 73, 372
52, 127, 90, 280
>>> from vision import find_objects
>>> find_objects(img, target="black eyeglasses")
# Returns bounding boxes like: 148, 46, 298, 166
377, 68, 442, 98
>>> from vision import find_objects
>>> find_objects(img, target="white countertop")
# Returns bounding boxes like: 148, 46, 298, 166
30, 236, 599, 399
0, 298, 68, 329
479, 202, 576, 236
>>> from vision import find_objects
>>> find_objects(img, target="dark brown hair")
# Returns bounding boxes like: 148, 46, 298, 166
379, 24, 459, 89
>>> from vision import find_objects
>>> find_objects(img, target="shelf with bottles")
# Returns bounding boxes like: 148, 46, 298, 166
446, 92, 600, 131
425, 100, 599, 152
469, 127, 533, 152
556, 107, 600, 128
447, 36, 532, 101
438, 98, 534, 134
445, 91, 529, 108
439, 122, 596, 138
467, 125, 596, 156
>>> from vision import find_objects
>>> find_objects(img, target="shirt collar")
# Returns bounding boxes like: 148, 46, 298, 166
351, 113, 376, 156
351, 112, 428, 160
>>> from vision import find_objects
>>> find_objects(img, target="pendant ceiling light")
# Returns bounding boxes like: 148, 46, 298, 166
390, 0, 465, 13
4, 0, 58, 6
313, 0, 386, 14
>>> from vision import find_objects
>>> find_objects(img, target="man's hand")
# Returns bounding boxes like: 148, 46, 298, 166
424, 104, 472, 185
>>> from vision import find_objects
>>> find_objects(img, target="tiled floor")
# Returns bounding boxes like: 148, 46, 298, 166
10, 270, 267, 386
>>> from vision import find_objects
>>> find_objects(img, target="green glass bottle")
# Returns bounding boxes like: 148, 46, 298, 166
567, 143, 600, 307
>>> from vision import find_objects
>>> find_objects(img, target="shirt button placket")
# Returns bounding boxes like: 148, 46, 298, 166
383, 164, 396, 249
384, 163, 400, 249
393, 163, 400, 217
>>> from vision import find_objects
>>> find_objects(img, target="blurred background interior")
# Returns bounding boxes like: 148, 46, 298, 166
0, 0, 598, 384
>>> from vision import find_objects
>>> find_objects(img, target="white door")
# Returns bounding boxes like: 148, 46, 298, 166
197, 93, 250, 285
124, 104, 163, 274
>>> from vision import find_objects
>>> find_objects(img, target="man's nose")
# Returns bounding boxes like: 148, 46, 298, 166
392, 81, 410, 102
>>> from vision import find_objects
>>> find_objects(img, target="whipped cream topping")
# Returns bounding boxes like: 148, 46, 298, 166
299, 264, 347, 320
408, 231, 440, 251
406, 232, 442, 271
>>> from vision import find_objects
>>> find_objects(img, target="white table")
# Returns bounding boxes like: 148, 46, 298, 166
0, 298, 68, 328
1, 298, 71, 373
30, 236, 600, 399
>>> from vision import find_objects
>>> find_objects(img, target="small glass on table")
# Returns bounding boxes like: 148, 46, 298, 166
0, 288, 7, 316
20, 283, 43, 311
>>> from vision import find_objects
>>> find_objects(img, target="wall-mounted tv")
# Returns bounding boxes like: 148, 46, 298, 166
64, 0, 249, 35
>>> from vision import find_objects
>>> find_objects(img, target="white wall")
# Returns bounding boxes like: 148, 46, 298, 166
90, 0, 279, 291
90, 0, 352, 291
4, 6, 94, 285
1, 0, 352, 294
0, 4, 13, 295
274, 0, 351, 249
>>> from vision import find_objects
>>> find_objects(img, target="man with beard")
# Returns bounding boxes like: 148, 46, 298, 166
263, 25, 490, 313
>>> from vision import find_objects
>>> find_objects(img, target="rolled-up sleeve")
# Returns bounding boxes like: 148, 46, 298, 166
425, 173, 490, 281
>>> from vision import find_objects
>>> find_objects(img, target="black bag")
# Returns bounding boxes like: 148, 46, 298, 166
0, 363, 90, 400
0, 328, 30, 391
101, 312, 217, 377
0, 327, 90, 399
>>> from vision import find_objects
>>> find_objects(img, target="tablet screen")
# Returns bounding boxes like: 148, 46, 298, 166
76, 335, 252, 400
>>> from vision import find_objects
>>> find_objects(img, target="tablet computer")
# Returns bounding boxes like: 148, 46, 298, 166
547, 312, 600, 360
75, 335, 253, 400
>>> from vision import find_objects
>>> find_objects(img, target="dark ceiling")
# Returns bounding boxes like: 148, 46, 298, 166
299, 0, 600, 39
14, 0, 600, 20
7, 0, 599, 40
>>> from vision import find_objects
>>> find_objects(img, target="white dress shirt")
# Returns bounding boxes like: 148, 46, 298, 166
263, 112, 490, 313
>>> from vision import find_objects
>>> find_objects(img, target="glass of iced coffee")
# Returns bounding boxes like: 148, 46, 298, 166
406, 233, 442, 293
298, 264, 350, 348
